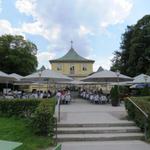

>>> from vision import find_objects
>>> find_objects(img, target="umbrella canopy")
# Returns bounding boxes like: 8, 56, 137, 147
132, 74, 150, 84
9, 73, 23, 81
21, 69, 73, 82
56, 80, 83, 85
82, 70, 133, 82
130, 83, 150, 89
110, 81, 132, 86
0, 71, 15, 83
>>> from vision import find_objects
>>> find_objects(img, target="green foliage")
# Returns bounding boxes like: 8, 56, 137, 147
110, 85, 119, 106
111, 15, 150, 77
0, 34, 38, 76
0, 99, 41, 117
125, 97, 150, 139
0, 117, 53, 150
0, 98, 56, 139
30, 100, 56, 136
140, 87, 150, 96
132, 87, 150, 96
125, 99, 136, 120
119, 86, 130, 99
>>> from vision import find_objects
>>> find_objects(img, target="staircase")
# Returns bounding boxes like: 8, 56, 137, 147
57, 122, 144, 142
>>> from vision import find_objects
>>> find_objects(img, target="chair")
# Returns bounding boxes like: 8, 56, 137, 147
83, 91, 86, 99
65, 94, 71, 104
89, 94, 94, 103
100, 95, 107, 104
94, 94, 99, 104
86, 93, 90, 100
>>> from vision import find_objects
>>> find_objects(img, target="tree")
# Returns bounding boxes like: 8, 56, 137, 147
111, 15, 150, 77
110, 85, 119, 106
0, 34, 38, 76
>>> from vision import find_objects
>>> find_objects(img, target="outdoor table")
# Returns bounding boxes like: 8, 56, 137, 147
0, 140, 22, 150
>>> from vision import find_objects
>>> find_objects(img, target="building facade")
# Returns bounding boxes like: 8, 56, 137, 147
49, 46, 95, 80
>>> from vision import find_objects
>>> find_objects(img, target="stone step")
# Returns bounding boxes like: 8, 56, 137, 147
58, 141, 150, 150
57, 126, 141, 134
58, 122, 135, 128
57, 133, 144, 142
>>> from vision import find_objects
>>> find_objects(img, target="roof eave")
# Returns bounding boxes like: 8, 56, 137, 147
49, 60, 95, 63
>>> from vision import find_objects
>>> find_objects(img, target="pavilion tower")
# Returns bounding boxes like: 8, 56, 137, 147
49, 42, 95, 80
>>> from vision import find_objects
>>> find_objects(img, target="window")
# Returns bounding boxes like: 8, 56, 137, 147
57, 64, 62, 71
82, 64, 87, 71
70, 64, 75, 74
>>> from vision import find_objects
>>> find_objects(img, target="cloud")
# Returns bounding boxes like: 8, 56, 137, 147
92, 55, 114, 71
36, 51, 56, 69
0, 0, 133, 70
15, 0, 133, 57
0, 19, 25, 37
78, 25, 93, 37
99, 0, 133, 28
15, 0, 36, 16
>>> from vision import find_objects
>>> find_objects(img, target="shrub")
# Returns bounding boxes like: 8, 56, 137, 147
125, 97, 150, 139
140, 87, 150, 96
0, 98, 56, 137
119, 86, 130, 98
0, 99, 41, 117
30, 99, 56, 136
124, 100, 135, 120
110, 85, 119, 106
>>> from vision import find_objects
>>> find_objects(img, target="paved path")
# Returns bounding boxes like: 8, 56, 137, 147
58, 98, 127, 124
54, 98, 150, 150
62, 141, 150, 150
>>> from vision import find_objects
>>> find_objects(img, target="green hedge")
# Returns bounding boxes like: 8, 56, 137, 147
0, 98, 56, 136
125, 97, 150, 139
30, 99, 56, 136
0, 99, 41, 117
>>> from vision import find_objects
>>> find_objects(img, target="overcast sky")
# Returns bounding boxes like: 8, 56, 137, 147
0, 0, 150, 71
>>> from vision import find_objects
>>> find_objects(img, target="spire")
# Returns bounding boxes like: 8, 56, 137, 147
50, 40, 95, 63
70, 40, 73, 48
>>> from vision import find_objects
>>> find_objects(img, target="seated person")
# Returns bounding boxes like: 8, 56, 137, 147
100, 95, 107, 104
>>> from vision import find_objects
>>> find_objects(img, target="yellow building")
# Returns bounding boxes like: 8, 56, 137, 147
49, 44, 95, 80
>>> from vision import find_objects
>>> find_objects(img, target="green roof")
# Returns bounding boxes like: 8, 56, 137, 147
50, 48, 94, 63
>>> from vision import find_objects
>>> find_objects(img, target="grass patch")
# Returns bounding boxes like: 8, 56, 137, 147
0, 117, 53, 150
131, 96, 150, 102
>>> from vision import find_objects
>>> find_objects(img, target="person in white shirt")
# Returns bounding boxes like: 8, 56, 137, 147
39, 91, 43, 99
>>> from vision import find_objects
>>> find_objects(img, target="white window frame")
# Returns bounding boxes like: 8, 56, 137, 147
57, 64, 62, 71
82, 64, 87, 71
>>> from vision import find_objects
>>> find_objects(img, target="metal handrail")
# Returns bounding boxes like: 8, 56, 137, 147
127, 97, 149, 140
127, 97, 148, 118
53, 117, 58, 144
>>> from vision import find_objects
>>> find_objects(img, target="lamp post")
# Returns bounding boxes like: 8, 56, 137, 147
144, 75, 148, 87
116, 70, 120, 105
38, 70, 42, 91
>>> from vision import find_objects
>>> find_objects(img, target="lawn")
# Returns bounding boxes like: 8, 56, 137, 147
0, 117, 53, 150
131, 96, 150, 102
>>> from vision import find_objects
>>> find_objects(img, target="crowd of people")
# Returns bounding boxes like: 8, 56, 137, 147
30, 89, 52, 99
0, 86, 111, 105
0, 89, 53, 99
56, 89, 71, 104
79, 89, 110, 104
